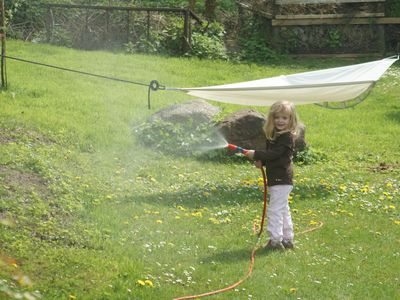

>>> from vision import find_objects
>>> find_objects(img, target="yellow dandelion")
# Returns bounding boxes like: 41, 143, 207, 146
191, 211, 203, 217
290, 288, 297, 293
156, 220, 163, 224
145, 280, 154, 287
394, 220, 400, 225
309, 220, 318, 225
209, 217, 220, 224
137, 280, 146, 286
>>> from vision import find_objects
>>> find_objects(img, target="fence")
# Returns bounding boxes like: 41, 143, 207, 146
43, 3, 203, 52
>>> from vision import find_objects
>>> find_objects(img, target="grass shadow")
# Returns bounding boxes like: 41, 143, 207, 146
121, 180, 333, 209
386, 109, 400, 123
201, 244, 279, 265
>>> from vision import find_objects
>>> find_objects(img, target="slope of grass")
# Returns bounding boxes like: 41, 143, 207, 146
0, 40, 399, 299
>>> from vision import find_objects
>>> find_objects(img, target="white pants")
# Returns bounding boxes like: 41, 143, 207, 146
267, 185, 294, 242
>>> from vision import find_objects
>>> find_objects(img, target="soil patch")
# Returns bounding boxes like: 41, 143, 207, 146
368, 162, 400, 173
0, 165, 50, 198
0, 127, 54, 145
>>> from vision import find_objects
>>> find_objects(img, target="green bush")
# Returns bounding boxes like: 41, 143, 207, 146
190, 32, 228, 60
4, 0, 46, 39
134, 119, 235, 161
124, 18, 228, 59
294, 146, 327, 165
386, 0, 400, 17
238, 16, 279, 62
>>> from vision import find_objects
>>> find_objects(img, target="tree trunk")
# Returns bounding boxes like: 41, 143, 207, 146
236, 1, 245, 33
188, 0, 196, 11
205, 0, 217, 21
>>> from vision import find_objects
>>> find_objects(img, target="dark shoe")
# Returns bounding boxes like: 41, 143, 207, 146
282, 239, 294, 249
264, 240, 285, 251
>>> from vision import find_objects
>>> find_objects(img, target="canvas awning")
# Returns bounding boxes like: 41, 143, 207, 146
169, 56, 398, 106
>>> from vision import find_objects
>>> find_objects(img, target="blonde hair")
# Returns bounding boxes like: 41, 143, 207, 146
263, 101, 299, 140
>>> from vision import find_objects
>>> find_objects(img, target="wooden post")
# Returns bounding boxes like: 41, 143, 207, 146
377, 24, 386, 56
45, 6, 53, 42
182, 9, 190, 53
105, 8, 110, 41
126, 10, 130, 43
146, 11, 150, 41
0, 0, 6, 89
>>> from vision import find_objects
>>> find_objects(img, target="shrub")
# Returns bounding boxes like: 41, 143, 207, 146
238, 15, 279, 62
134, 119, 236, 161
294, 146, 327, 165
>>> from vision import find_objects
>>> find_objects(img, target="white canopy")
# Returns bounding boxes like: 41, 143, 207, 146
169, 56, 398, 106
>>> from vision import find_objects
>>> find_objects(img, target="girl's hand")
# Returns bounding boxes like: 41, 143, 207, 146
254, 160, 263, 169
245, 150, 255, 159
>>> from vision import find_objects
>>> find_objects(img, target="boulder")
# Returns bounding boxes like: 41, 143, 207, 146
148, 99, 221, 125
217, 109, 267, 151
217, 109, 307, 153
295, 123, 307, 153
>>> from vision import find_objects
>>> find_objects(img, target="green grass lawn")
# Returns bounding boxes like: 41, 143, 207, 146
0, 40, 399, 299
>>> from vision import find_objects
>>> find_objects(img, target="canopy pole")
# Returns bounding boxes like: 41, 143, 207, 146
0, 0, 7, 89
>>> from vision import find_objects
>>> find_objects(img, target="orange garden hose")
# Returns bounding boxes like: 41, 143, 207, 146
173, 167, 323, 300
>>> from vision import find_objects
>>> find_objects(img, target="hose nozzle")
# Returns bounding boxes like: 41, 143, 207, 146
226, 143, 249, 155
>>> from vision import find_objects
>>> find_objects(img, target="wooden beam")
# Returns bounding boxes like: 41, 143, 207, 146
41, 3, 187, 13
276, 0, 385, 4
188, 9, 203, 24
272, 17, 400, 26
289, 53, 384, 58
379, 17, 400, 24
276, 13, 385, 20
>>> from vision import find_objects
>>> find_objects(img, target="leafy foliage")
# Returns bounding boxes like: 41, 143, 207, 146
386, 0, 400, 17
189, 22, 227, 60
294, 146, 327, 165
134, 119, 230, 161
124, 17, 227, 59
237, 16, 279, 62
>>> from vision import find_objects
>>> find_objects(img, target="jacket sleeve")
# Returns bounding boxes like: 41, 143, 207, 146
253, 133, 293, 161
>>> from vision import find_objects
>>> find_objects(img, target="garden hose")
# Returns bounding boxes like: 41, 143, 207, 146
173, 166, 323, 300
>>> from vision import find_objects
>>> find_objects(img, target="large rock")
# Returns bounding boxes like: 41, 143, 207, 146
217, 109, 307, 153
295, 123, 307, 153
217, 109, 267, 151
149, 99, 221, 125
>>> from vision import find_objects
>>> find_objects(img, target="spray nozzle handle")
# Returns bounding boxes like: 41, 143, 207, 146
226, 143, 249, 155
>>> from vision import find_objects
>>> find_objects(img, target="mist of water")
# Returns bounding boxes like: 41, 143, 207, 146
195, 129, 228, 154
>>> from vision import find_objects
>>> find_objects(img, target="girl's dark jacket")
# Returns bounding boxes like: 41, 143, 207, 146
253, 131, 294, 186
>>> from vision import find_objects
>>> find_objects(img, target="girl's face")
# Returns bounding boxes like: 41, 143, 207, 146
273, 112, 290, 131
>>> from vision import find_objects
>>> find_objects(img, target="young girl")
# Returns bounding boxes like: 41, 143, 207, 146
246, 101, 299, 250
